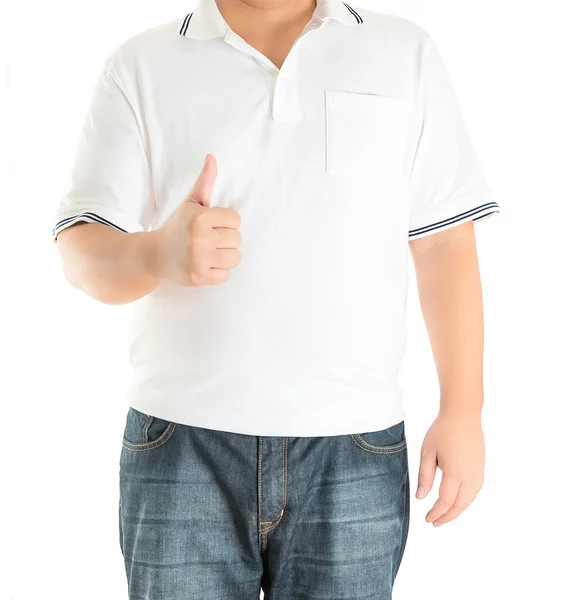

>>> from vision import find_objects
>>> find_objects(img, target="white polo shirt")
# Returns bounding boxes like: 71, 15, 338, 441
52, 0, 500, 436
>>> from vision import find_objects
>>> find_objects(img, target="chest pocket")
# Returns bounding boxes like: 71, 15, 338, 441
325, 90, 408, 181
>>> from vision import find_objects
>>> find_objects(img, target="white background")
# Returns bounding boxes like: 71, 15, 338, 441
2, 0, 577, 598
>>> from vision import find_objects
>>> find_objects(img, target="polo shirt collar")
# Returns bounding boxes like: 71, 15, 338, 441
178, 0, 363, 40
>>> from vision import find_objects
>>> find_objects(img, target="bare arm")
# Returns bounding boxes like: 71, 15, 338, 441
409, 220, 485, 526
410, 220, 484, 412
55, 223, 161, 305
54, 154, 241, 306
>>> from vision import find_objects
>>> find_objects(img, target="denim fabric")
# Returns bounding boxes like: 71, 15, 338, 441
119, 406, 410, 599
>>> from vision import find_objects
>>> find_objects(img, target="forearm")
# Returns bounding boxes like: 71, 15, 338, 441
55, 223, 162, 305
410, 222, 484, 416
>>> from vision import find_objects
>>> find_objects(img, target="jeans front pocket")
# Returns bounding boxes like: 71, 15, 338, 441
122, 406, 177, 452
351, 420, 407, 454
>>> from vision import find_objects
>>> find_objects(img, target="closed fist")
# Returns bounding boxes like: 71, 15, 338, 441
151, 154, 242, 286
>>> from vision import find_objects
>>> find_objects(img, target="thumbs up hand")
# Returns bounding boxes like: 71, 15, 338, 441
149, 154, 242, 287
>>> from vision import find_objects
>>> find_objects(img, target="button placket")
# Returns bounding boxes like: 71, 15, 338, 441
271, 18, 324, 122
272, 49, 302, 121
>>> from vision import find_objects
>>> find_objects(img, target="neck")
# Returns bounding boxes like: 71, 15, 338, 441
216, 0, 318, 32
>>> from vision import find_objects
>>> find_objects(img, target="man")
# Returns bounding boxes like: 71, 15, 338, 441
52, 0, 500, 598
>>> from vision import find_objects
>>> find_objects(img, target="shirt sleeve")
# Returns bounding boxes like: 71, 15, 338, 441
407, 35, 500, 240
51, 63, 154, 242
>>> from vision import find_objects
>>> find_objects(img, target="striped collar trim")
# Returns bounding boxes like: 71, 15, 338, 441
178, 0, 363, 40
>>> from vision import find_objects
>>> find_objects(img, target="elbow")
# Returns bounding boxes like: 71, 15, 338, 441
56, 249, 84, 291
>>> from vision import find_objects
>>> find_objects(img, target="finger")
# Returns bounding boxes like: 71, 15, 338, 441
209, 206, 242, 230
214, 227, 242, 249
210, 248, 241, 270
204, 267, 230, 286
416, 446, 437, 499
432, 483, 477, 527
425, 473, 460, 523
187, 154, 217, 207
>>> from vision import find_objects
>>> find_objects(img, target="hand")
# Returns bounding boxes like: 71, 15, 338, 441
416, 410, 485, 526
149, 153, 242, 287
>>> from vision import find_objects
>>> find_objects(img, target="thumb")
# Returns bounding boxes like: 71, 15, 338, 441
186, 153, 217, 207
416, 445, 437, 499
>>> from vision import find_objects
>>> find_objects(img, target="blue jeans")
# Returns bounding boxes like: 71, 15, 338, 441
119, 406, 410, 599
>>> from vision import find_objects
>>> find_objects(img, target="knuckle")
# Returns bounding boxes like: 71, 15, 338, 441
440, 494, 454, 507
438, 499, 452, 510
420, 447, 435, 460
230, 209, 242, 227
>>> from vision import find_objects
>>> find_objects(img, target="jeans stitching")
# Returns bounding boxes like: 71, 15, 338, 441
351, 434, 407, 454
258, 438, 263, 524
123, 422, 177, 452
283, 437, 288, 507
118, 496, 124, 556
393, 469, 410, 580
258, 437, 287, 535
141, 415, 154, 444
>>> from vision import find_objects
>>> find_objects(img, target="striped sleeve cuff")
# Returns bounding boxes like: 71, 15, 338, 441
51, 205, 145, 242
408, 190, 500, 240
